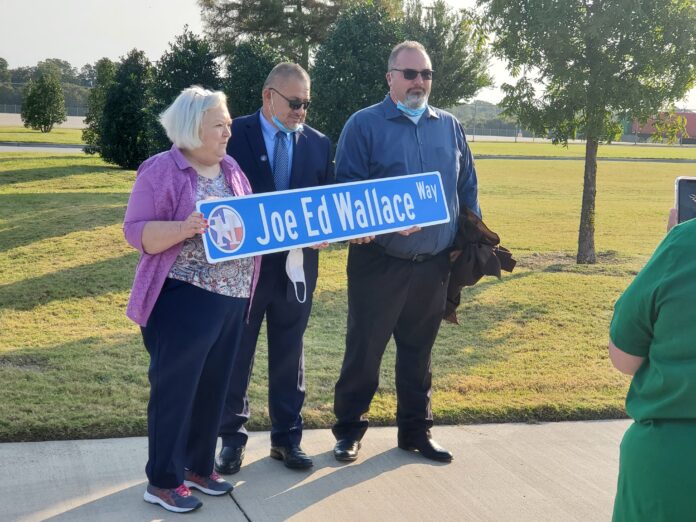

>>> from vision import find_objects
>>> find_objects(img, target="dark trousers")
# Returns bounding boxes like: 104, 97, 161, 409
141, 279, 247, 489
219, 256, 312, 448
332, 243, 450, 442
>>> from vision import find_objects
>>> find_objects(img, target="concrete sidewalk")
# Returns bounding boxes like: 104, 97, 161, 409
1, 420, 629, 521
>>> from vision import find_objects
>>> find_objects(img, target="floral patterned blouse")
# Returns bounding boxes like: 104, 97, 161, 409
168, 172, 254, 297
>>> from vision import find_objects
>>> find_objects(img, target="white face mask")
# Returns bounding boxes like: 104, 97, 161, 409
285, 248, 307, 303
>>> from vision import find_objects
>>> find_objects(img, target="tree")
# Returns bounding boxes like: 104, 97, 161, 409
78, 63, 97, 87
101, 50, 156, 169
0, 58, 9, 84
651, 111, 689, 144
0, 59, 20, 106
83, 58, 116, 154
150, 26, 221, 152
10, 66, 35, 84
20, 70, 67, 132
224, 38, 288, 117
311, 2, 404, 143
61, 83, 90, 110
402, 0, 491, 108
198, 0, 376, 69
481, 0, 696, 263
36, 58, 78, 84
153, 26, 220, 105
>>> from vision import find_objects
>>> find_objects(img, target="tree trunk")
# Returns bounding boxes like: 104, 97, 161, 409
577, 138, 598, 264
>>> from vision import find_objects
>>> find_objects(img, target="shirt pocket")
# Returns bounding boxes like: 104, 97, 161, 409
431, 146, 461, 174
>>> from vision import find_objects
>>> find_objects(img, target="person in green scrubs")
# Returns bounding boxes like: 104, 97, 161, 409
609, 210, 696, 521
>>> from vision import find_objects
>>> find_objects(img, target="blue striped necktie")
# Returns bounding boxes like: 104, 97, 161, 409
273, 131, 291, 191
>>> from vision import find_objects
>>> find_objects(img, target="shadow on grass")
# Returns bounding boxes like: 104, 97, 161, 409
0, 192, 127, 253
435, 268, 627, 424
303, 266, 627, 429
0, 332, 148, 442
289, 270, 541, 431
0, 252, 137, 311
0, 154, 95, 164
0, 256, 628, 443
0, 161, 122, 186
522, 250, 641, 278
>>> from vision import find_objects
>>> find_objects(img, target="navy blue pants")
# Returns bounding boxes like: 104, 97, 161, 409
141, 278, 248, 489
333, 243, 450, 442
219, 256, 311, 448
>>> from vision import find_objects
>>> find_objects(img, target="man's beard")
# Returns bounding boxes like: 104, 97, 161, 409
403, 91, 428, 109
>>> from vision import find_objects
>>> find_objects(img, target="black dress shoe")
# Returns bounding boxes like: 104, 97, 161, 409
333, 439, 361, 462
270, 444, 313, 469
398, 434, 453, 462
215, 445, 245, 475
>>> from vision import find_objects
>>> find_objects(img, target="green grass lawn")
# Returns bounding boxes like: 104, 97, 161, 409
0, 126, 84, 145
0, 151, 680, 441
469, 140, 696, 160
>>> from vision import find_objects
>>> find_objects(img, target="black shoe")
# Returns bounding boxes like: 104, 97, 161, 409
270, 444, 313, 470
215, 445, 245, 475
333, 439, 361, 462
398, 434, 453, 462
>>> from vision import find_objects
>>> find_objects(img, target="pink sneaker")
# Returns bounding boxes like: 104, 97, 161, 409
184, 469, 234, 496
144, 483, 202, 513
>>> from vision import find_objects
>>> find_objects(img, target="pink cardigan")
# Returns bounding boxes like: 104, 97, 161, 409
123, 146, 260, 326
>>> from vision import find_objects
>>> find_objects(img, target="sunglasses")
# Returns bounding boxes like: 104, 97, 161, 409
270, 87, 311, 111
390, 68, 434, 81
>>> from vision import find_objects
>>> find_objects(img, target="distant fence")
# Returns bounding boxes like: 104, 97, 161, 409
0, 104, 87, 117
463, 127, 536, 138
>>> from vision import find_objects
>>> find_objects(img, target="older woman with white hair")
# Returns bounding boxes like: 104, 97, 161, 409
123, 86, 259, 513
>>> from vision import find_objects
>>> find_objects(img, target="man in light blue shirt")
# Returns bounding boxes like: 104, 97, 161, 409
259, 109, 294, 184
332, 41, 481, 464
216, 63, 333, 475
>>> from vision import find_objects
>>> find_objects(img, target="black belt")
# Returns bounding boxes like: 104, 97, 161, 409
366, 242, 439, 263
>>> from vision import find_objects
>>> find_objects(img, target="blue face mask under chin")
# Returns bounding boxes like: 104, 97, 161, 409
396, 101, 427, 118
272, 115, 304, 134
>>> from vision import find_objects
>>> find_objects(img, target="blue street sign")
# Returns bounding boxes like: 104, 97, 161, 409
197, 171, 450, 263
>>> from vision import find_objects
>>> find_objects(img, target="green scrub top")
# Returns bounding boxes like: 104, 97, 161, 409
610, 218, 696, 522
610, 219, 696, 422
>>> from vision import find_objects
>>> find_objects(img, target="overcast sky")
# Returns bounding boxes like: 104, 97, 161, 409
1, 0, 693, 107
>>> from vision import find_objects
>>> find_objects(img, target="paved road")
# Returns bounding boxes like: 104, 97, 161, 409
0, 142, 84, 154
0, 420, 630, 521
0, 114, 85, 128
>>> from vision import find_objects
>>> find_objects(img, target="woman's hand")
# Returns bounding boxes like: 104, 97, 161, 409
667, 208, 678, 232
141, 212, 209, 255
180, 211, 208, 238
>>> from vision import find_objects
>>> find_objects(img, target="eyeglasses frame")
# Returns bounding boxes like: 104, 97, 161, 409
269, 87, 311, 111
390, 68, 435, 81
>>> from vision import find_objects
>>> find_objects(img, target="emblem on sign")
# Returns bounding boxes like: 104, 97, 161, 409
207, 205, 245, 253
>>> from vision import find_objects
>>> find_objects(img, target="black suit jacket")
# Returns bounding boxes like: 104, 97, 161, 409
226, 110, 334, 298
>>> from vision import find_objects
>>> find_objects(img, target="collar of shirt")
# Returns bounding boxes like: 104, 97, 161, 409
258, 111, 294, 172
169, 144, 194, 171
168, 144, 238, 178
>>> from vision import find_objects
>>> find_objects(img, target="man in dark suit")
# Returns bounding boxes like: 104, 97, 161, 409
215, 63, 333, 472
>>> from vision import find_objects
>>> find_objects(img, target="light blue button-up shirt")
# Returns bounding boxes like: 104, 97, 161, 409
335, 95, 481, 257
259, 111, 294, 179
